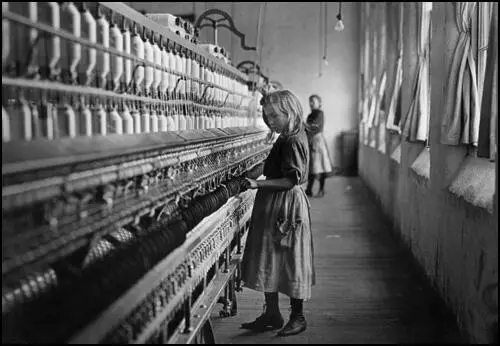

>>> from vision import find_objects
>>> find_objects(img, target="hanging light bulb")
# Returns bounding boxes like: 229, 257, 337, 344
323, 3, 329, 67
335, 13, 344, 31
335, 2, 344, 32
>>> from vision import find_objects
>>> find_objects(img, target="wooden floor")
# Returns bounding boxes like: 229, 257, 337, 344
210, 177, 467, 344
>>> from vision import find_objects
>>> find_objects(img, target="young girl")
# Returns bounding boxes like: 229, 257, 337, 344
242, 90, 315, 337
305, 94, 333, 197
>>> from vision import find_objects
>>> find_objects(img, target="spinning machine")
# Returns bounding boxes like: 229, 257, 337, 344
2, 2, 271, 343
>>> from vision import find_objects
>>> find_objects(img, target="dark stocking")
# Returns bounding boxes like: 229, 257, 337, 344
265, 292, 280, 315
306, 176, 315, 196
290, 298, 303, 316
319, 173, 327, 192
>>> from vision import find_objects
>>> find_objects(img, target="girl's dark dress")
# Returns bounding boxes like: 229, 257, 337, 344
241, 125, 315, 300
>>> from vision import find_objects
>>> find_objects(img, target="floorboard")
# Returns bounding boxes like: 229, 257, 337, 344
210, 177, 466, 344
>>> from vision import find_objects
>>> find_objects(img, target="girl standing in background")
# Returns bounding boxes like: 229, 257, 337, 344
305, 94, 333, 197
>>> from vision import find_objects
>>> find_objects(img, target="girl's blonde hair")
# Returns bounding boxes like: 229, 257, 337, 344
260, 89, 305, 135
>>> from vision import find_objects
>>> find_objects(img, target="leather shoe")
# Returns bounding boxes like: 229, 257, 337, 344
277, 314, 307, 336
241, 312, 284, 331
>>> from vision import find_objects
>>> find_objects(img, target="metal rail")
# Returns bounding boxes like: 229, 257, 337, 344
195, 9, 256, 51
2, 126, 264, 177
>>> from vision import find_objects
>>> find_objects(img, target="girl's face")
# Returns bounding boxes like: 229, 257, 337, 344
309, 97, 321, 110
263, 104, 288, 133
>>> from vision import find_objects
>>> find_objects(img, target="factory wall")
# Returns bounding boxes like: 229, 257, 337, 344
358, 3, 498, 343
127, 1, 361, 170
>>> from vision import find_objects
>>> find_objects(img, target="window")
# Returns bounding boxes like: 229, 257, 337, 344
358, 3, 367, 144
421, 2, 432, 145
377, 4, 388, 153
477, 3, 493, 109
440, 2, 480, 147
386, 2, 403, 133
376, 72, 387, 152
477, 2, 497, 161
366, 3, 388, 149
361, 3, 371, 145
401, 2, 432, 144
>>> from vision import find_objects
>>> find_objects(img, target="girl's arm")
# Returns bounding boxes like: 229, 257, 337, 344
246, 177, 295, 191
245, 163, 265, 179
307, 111, 324, 136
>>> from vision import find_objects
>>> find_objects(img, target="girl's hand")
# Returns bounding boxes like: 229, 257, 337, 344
245, 178, 259, 189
